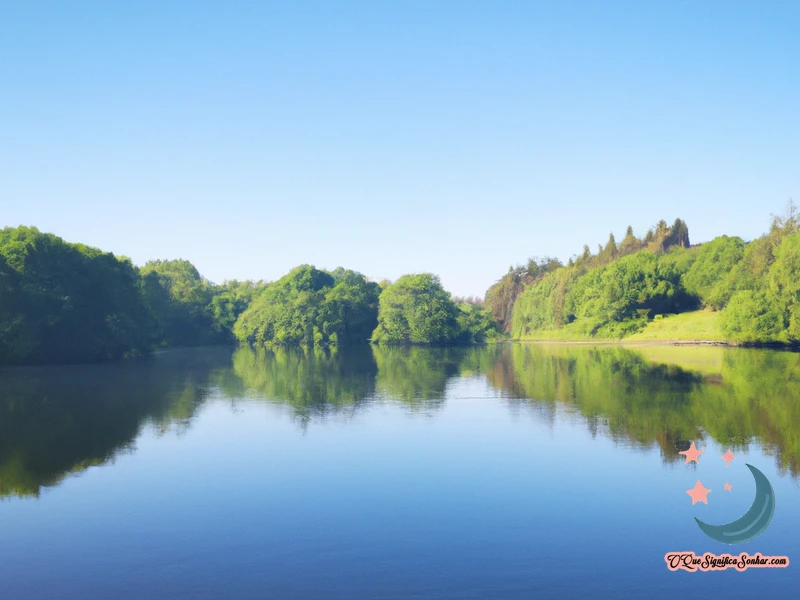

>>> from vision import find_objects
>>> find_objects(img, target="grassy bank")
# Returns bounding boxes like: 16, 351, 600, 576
626, 310, 724, 342
515, 309, 726, 344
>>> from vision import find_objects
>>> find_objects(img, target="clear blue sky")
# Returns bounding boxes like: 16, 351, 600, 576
2, 1, 798, 297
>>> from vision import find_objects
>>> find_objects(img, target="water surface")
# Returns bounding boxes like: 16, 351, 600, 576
1, 344, 798, 599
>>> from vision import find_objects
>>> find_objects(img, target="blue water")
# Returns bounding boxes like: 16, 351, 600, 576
0, 345, 797, 599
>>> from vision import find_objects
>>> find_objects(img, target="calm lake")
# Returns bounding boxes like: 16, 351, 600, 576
1, 344, 798, 599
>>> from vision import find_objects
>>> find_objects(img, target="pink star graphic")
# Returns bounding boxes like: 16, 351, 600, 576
687, 480, 712, 505
721, 448, 736, 468
679, 442, 705, 464
724, 483, 733, 492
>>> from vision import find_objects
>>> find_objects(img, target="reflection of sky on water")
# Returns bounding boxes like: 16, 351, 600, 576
0, 345, 798, 599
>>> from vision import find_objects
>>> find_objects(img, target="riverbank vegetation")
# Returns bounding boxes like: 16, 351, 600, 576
2, 204, 799, 365
233, 266, 381, 348
0, 226, 270, 364
508, 204, 800, 345
0, 227, 498, 365
371, 274, 498, 346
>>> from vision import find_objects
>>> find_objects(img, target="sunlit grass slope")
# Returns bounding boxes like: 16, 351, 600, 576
625, 310, 724, 342
516, 310, 725, 344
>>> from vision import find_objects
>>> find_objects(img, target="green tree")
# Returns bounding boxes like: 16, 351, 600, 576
680, 235, 745, 308
372, 273, 460, 344
139, 259, 216, 346
484, 256, 561, 332
721, 291, 786, 343
0, 226, 154, 364
233, 265, 380, 348
618, 225, 643, 256
455, 302, 500, 343
208, 280, 265, 342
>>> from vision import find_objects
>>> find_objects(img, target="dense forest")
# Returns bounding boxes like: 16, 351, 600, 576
507, 203, 800, 344
485, 218, 691, 334
0, 226, 268, 365
0, 226, 497, 365
1, 205, 799, 365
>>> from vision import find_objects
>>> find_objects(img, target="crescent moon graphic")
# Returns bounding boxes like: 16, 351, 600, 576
695, 463, 775, 544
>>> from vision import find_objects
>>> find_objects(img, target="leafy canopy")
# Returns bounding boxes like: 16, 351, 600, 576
233, 265, 380, 348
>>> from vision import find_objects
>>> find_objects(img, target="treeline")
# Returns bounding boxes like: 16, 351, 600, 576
0, 226, 264, 364
7, 204, 798, 366
504, 205, 800, 344
0, 227, 499, 365
485, 219, 690, 333
234, 268, 499, 349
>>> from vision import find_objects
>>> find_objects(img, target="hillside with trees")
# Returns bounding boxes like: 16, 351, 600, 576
506, 206, 800, 344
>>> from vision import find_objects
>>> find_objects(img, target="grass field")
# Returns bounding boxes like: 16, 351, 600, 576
625, 310, 724, 342
516, 309, 726, 344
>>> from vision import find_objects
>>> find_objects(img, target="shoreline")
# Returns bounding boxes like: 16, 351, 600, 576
514, 339, 731, 347
513, 338, 800, 350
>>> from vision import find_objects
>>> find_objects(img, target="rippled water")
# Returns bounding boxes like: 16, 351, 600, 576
1, 344, 798, 599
